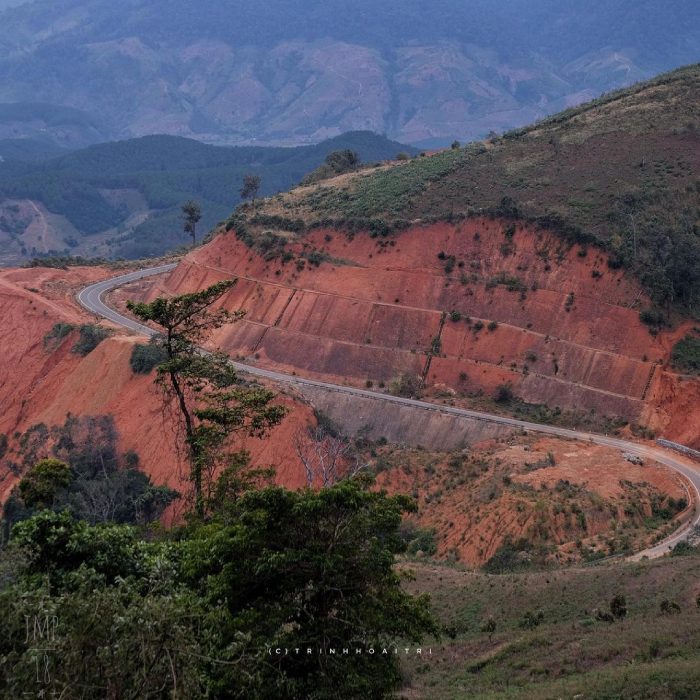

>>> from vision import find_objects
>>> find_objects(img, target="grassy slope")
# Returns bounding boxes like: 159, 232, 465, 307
254, 64, 700, 317
401, 552, 700, 699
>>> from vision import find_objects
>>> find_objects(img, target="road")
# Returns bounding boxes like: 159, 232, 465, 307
78, 264, 700, 560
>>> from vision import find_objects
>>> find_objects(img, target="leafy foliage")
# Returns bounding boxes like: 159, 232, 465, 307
300, 148, 361, 186
17, 459, 71, 510
0, 478, 437, 698
71, 324, 111, 356
43, 322, 75, 350
2, 415, 179, 533
129, 338, 168, 373
127, 282, 288, 516
672, 336, 700, 373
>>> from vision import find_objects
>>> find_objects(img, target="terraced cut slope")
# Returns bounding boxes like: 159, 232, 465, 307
142, 219, 689, 433
138, 65, 700, 444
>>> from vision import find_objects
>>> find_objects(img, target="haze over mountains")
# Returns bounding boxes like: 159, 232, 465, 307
0, 0, 699, 148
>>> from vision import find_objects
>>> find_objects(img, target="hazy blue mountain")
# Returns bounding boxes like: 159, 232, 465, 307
0, 131, 417, 263
0, 0, 697, 147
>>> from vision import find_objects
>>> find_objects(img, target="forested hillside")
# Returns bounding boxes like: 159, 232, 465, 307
0, 131, 416, 262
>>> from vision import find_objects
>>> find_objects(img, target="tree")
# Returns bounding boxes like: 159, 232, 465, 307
184, 477, 439, 698
240, 173, 261, 207
293, 423, 367, 487
299, 149, 360, 185
325, 148, 359, 172
610, 594, 627, 621
481, 616, 497, 641
6, 415, 180, 528
2, 480, 438, 699
181, 199, 202, 244
18, 459, 71, 510
494, 384, 514, 403
127, 282, 287, 518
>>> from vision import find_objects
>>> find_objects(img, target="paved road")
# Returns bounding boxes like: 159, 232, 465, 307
78, 264, 700, 560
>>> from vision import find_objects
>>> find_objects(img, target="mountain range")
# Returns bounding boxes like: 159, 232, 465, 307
0, 0, 698, 148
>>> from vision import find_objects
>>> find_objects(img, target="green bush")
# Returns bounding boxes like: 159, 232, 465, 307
639, 307, 667, 328
44, 322, 75, 349
406, 527, 438, 556
672, 336, 700, 373
494, 384, 514, 403
130, 340, 168, 374
72, 324, 112, 356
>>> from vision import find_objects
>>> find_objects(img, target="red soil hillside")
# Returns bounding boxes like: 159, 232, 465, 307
374, 434, 689, 567
0, 266, 310, 515
139, 219, 698, 444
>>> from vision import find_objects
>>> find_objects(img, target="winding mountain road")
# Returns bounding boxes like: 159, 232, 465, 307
78, 264, 700, 560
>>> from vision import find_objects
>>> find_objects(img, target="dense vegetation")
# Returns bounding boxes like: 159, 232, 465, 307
0, 478, 437, 698
1, 415, 179, 538
672, 335, 700, 374
0, 132, 416, 260
254, 64, 700, 318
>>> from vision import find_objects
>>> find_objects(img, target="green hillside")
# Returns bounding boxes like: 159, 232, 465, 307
252, 64, 700, 318
402, 550, 700, 699
0, 131, 417, 261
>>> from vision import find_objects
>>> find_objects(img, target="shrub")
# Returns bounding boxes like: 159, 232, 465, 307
671, 540, 696, 556
488, 320, 498, 331
639, 307, 667, 328
494, 384, 514, 403
72, 324, 112, 356
391, 374, 422, 399
482, 539, 534, 574
660, 599, 682, 615
396, 152, 410, 161
406, 528, 438, 556
610, 594, 627, 620
450, 310, 462, 322
130, 339, 168, 374
44, 322, 75, 349
519, 610, 544, 630
672, 336, 700, 373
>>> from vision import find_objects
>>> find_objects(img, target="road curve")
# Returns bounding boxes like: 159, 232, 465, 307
78, 264, 700, 560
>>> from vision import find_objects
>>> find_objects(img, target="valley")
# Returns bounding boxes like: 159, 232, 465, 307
1, 15, 700, 695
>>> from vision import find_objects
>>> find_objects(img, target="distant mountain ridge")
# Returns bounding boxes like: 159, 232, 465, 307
0, 0, 698, 147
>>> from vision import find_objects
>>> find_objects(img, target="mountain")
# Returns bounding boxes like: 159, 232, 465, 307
0, 0, 698, 147
0, 103, 111, 149
141, 65, 700, 447
247, 63, 700, 320
0, 130, 417, 263
0, 138, 71, 162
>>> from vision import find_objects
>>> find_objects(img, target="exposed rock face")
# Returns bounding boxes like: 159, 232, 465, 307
144, 219, 681, 427
0, 266, 311, 517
